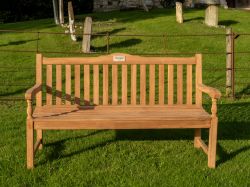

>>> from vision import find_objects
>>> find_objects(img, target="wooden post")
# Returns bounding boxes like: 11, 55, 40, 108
205, 4, 218, 27
176, 2, 183, 24
68, 1, 77, 41
59, 0, 64, 24
82, 17, 92, 53
226, 28, 233, 97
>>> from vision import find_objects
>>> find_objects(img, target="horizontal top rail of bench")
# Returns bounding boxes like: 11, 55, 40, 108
42, 53, 197, 65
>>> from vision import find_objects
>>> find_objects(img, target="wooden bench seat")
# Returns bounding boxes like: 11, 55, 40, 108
25, 53, 221, 169
33, 105, 211, 129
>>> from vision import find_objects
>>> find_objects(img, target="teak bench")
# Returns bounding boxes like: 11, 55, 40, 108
25, 53, 221, 169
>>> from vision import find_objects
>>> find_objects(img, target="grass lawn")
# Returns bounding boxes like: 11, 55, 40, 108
0, 8, 250, 186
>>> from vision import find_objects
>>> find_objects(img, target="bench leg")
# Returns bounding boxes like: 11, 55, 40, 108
37, 129, 43, 150
208, 117, 218, 168
194, 129, 201, 148
27, 120, 34, 169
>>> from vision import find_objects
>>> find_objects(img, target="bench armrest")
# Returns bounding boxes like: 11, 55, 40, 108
25, 84, 42, 100
198, 84, 221, 99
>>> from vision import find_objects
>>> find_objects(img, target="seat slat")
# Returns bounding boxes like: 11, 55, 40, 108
122, 65, 127, 105
103, 65, 109, 105
65, 65, 71, 105
131, 64, 137, 105
177, 64, 183, 104
74, 65, 80, 105
187, 64, 192, 105
84, 65, 90, 105
93, 65, 99, 105
46, 65, 52, 105
168, 64, 174, 105
149, 64, 155, 105
140, 64, 146, 105
35, 121, 210, 130
56, 65, 62, 105
158, 64, 165, 105
34, 106, 210, 125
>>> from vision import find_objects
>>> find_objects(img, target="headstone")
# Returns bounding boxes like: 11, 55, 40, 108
204, 0, 219, 27
68, 1, 77, 41
82, 17, 93, 53
176, 2, 183, 24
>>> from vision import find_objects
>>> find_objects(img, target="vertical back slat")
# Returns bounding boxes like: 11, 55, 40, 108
177, 64, 183, 104
122, 65, 127, 105
65, 65, 71, 105
46, 65, 52, 105
74, 65, 80, 105
36, 54, 42, 106
131, 64, 137, 105
84, 65, 90, 105
196, 54, 202, 106
158, 64, 165, 105
103, 65, 109, 105
149, 64, 155, 105
168, 64, 174, 105
112, 65, 118, 105
93, 65, 99, 105
56, 65, 62, 105
140, 64, 146, 105
186, 64, 193, 105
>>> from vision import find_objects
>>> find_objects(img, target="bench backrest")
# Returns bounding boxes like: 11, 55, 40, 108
35, 53, 202, 106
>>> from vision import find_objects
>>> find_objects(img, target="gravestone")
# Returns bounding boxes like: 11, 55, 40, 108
205, 0, 219, 27
176, 2, 183, 23
82, 17, 92, 53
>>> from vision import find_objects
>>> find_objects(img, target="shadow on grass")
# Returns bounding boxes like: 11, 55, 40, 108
90, 9, 176, 23
184, 16, 203, 23
217, 144, 250, 166
92, 38, 142, 52
42, 130, 109, 163
0, 39, 39, 47
235, 84, 250, 99
0, 87, 29, 97
40, 102, 250, 167
219, 20, 239, 26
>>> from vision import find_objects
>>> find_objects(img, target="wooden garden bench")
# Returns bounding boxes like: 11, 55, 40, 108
25, 53, 221, 169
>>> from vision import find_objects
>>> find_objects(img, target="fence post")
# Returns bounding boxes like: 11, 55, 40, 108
226, 27, 234, 97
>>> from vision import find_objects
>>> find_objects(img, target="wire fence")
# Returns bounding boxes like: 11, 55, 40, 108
0, 29, 249, 102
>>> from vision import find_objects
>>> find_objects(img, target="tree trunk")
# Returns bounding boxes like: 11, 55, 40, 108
176, 2, 183, 23
68, 1, 77, 41
205, 5, 218, 27
52, 0, 59, 25
59, 0, 64, 24
82, 17, 93, 53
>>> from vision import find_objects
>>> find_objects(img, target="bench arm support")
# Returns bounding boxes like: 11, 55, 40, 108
25, 84, 42, 119
198, 84, 221, 100
198, 84, 221, 117
25, 84, 42, 100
